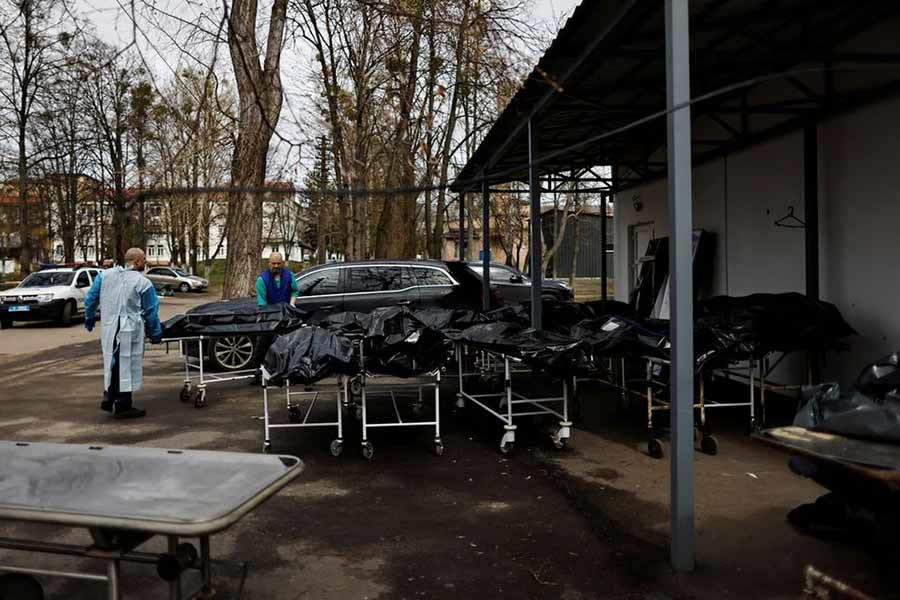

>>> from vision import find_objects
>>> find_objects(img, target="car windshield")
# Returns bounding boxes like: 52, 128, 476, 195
20, 272, 75, 287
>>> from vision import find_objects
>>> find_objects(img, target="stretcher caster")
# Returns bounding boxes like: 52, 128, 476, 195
0, 573, 44, 600
179, 383, 192, 402
354, 406, 363, 420
193, 388, 207, 408
552, 437, 567, 451
434, 441, 445, 456
700, 435, 719, 455
362, 441, 375, 460
499, 429, 516, 455
330, 439, 343, 457
350, 379, 362, 397
647, 438, 664, 459
288, 405, 303, 423
694, 427, 703, 444
157, 542, 198, 581
262, 441, 272, 454
500, 441, 515, 456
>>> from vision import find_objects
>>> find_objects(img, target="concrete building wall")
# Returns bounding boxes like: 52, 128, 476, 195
613, 94, 900, 385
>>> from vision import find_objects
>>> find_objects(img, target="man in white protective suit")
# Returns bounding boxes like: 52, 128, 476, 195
84, 247, 162, 419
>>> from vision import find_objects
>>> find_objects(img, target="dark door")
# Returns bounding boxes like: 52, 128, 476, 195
476, 264, 532, 304
343, 265, 419, 313
294, 267, 343, 313
411, 266, 459, 308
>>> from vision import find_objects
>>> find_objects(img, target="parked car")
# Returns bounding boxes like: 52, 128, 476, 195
146, 266, 209, 294
444, 261, 573, 304
0, 266, 101, 328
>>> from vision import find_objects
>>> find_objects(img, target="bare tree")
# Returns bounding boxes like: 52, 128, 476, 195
223, 0, 289, 298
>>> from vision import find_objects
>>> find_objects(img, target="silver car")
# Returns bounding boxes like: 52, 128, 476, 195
145, 266, 208, 293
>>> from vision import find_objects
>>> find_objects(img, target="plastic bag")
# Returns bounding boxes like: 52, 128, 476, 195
363, 306, 449, 377
794, 382, 900, 443
263, 326, 357, 385
163, 298, 306, 338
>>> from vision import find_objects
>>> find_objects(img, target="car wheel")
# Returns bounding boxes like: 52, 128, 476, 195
179, 282, 191, 293
209, 336, 256, 372
59, 301, 74, 326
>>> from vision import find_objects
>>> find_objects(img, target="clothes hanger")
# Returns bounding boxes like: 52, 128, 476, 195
774, 205, 806, 229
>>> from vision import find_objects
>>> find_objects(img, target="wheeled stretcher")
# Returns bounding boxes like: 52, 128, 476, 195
0, 441, 302, 600
346, 340, 444, 460
258, 368, 348, 457
455, 343, 572, 455
162, 335, 258, 408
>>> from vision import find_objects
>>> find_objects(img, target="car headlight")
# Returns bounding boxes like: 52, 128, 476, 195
37, 293, 54, 303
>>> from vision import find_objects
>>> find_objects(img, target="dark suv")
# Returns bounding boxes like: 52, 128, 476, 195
445, 261, 573, 304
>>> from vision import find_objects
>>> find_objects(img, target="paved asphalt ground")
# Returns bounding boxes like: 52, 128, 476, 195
0, 306, 896, 599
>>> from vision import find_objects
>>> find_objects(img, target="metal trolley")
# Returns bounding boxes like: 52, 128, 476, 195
258, 368, 348, 457
347, 341, 444, 460
455, 343, 572, 455
0, 441, 303, 600
163, 336, 259, 408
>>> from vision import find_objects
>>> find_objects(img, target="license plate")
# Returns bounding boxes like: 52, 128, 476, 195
9, 305, 29, 312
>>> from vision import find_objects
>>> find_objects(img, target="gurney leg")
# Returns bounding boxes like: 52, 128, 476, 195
107, 559, 120, 600
434, 371, 443, 456
749, 360, 757, 433
361, 375, 374, 460
262, 385, 272, 453
760, 356, 768, 429
500, 357, 516, 455
698, 377, 718, 455
168, 536, 181, 600
552, 379, 572, 450
331, 379, 345, 457
200, 536, 212, 597
455, 345, 465, 409
646, 361, 662, 459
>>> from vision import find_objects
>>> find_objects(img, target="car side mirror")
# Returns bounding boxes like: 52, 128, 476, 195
509, 275, 523, 284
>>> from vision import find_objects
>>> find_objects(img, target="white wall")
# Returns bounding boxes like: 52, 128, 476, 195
613, 95, 900, 385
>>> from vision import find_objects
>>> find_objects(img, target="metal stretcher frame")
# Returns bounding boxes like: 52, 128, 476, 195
0, 441, 303, 600
584, 351, 803, 459
163, 336, 259, 408
350, 341, 444, 460
455, 342, 573, 455
258, 369, 348, 457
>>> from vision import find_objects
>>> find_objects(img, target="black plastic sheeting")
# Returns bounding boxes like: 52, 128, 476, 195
263, 326, 357, 386
696, 293, 855, 359
458, 321, 592, 376
362, 307, 449, 377
793, 350, 900, 444
162, 297, 306, 338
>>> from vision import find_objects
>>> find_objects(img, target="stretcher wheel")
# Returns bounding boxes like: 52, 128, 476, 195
354, 406, 363, 421
179, 384, 192, 403
262, 441, 272, 454
700, 435, 719, 456
194, 389, 207, 408
434, 442, 445, 456
0, 573, 44, 600
647, 438, 664, 459
287, 405, 303, 423
500, 441, 514, 456
694, 427, 703, 444
552, 437, 567, 451
350, 379, 362, 397
362, 441, 375, 460
178, 542, 199, 568
330, 439, 343, 457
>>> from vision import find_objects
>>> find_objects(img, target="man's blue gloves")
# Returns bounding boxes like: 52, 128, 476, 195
85, 319, 95, 333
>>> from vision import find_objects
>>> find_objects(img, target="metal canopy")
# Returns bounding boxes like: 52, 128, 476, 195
451, 0, 900, 192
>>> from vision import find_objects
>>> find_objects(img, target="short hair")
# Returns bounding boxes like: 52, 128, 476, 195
124, 247, 145, 266
269, 252, 284, 262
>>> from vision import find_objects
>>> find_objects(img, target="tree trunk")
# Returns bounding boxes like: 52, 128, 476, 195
223, 0, 287, 298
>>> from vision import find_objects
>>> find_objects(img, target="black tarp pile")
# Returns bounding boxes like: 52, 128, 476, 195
262, 326, 357, 386
794, 350, 900, 443
696, 293, 856, 360
361, 307, 449, 377
162, 297, 306, 338
457, 321, 593, 377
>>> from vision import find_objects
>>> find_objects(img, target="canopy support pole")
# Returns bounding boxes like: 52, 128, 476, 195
528, 118, 542, 330
665, 0, 695, 572
482, 173, 491, 310
804, 126, 819, 301
600, 190, 609, 302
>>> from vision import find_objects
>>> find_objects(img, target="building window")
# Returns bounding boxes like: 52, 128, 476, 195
271, 245, 280, 254
157, 245, 164, 256
148, 246, 155, 257
87, 245, 94, 255
55, 244, 63, 256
